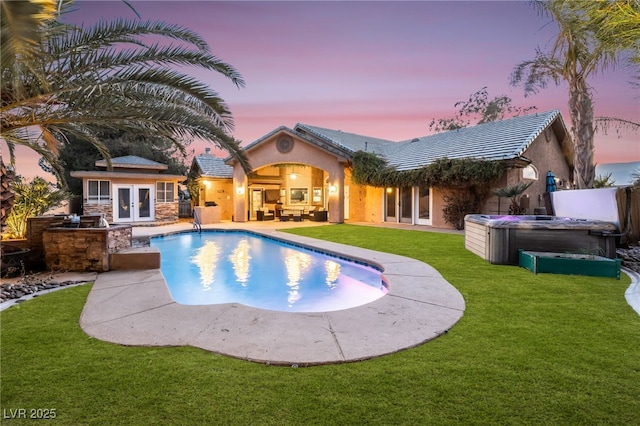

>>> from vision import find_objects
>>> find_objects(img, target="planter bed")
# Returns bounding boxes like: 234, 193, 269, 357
518, 249, 621, 279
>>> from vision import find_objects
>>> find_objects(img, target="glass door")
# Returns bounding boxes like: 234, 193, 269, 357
115, 186, 132, 222
250, 188, 263, 220
416, 186, 431, 225
136, 186, 152, 221
113, 185, 154, 223
400, 187, 413, 223
384, 188, 397, 222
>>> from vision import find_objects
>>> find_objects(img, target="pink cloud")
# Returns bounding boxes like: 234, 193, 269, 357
9, 0, 639, 181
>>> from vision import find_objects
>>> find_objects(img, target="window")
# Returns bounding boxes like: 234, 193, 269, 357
156, 182, 175, 203
289, 187, 308, 204
88, 180, 110, 204
522, 165, 538, 180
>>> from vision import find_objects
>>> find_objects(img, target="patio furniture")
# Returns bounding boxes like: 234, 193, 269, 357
257, 207, 275, 221
309, 209, 327, 222
302, 207, 315, 220
280, 209, 303, 221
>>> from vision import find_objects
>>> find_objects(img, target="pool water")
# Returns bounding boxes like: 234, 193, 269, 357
151, 231, 387, 312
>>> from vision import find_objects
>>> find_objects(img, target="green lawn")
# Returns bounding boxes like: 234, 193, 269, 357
2, 224, 638, 425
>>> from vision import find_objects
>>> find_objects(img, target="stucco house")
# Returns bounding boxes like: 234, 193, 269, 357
191, 109, 574, 228
71, 155, 186, 224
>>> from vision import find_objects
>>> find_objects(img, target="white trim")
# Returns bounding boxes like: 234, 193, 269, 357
156, 181, 175, 203
87, 179, 110, 204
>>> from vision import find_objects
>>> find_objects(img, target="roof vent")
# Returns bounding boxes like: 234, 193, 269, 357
365, 141, 368, 151
411, 138, 419, 142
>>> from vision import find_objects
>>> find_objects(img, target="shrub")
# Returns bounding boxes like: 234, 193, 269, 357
3, 177, 70, 239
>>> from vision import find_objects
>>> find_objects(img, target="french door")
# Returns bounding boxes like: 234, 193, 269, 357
384, 186, 431, 225
399, 187, 412, 223
113, 184, 154, 223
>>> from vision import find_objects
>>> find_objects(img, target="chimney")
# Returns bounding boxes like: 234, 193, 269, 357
205, 147, 211, 154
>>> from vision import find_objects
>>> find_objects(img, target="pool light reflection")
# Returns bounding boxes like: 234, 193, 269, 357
325, 260, 340, 289
191, 240, 220, 290
284, 251, 312, 306
229, 239, 251, 285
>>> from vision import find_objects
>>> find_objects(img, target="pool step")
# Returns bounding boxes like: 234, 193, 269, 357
110, 247, 160, 270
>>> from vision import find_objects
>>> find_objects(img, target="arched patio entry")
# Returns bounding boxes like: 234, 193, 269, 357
225, 129, 349, 223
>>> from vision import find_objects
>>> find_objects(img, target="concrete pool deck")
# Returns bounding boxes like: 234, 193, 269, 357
79, 222, 466, 365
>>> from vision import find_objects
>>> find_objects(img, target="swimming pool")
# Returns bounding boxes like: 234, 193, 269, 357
151, 231, 387, 312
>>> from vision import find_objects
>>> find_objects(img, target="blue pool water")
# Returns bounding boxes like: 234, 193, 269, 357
151, 231, 387, 312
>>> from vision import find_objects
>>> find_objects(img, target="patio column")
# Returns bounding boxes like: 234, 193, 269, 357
232, 166, 248, 222
327, 166, 344, 224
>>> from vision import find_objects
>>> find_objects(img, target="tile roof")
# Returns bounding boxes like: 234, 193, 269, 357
388, 110, 562, 171
293, 111, 564, 171
214, 109, 567, 176
294, 124, 396, 155
95, 155, 167, 170
193, 154, 233, 178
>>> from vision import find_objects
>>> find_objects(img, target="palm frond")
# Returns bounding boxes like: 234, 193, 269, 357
492, 181, 534, 201
1, 0, 58, 68
1, 9, 250, 184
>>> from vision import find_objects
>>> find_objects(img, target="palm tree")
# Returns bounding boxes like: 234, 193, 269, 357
510, 0, 637, 189
1, 0, 251, 182
492, 181, 534, 215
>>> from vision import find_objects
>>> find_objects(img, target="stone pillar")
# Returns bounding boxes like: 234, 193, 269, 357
327, 167, 345, 223
232, 166, 248, 222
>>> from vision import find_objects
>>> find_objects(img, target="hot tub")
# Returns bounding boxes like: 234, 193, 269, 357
464, 215, 618, 265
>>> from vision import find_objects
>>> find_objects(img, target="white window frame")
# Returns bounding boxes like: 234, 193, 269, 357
522, 165, 538, 180
87, 180, 110, 204
156, 181, 175, 203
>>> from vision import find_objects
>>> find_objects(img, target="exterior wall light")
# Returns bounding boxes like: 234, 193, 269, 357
236, 185, 245, 195
328, 184, 338, 193
386, 187, 393, 193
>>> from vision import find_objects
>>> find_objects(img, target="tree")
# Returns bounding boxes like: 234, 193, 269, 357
3, 176, 70, 239
1, 0, 251, 225
1, 160, 16, 227
53, 130, 192, 196
1, 1, 251, 183
428, 87, 536, 133
577, 0, 640, 65
510, 0, 639, 189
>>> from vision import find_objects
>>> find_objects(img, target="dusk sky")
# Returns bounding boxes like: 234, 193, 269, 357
6, 0, 639, 179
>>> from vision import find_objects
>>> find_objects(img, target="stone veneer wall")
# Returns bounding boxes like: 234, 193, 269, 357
83, 202, 177, 223
83, 204, 112, 222
43, 225, 132, 272
155, 202, 179, 223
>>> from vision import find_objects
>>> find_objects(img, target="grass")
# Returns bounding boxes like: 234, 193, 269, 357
1, 224, 639, 425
